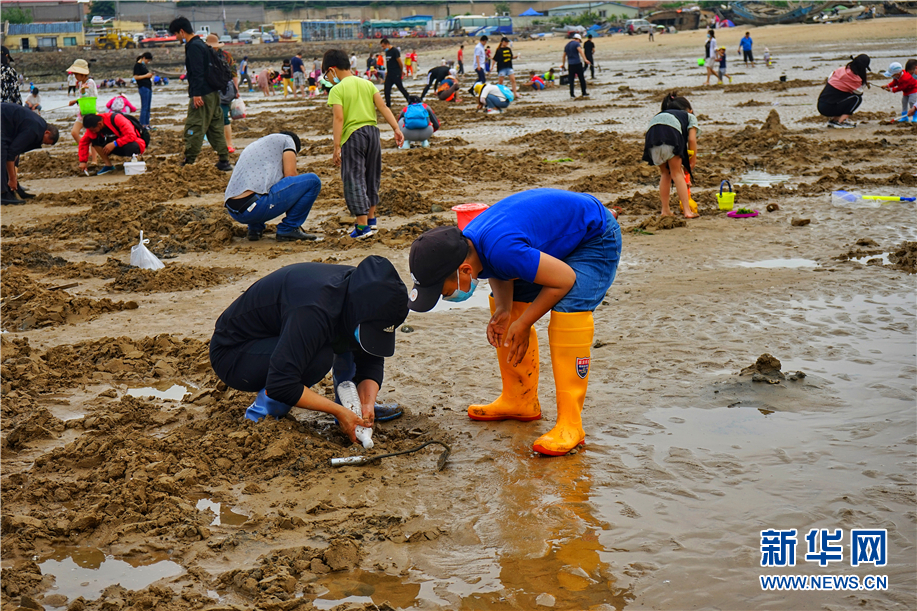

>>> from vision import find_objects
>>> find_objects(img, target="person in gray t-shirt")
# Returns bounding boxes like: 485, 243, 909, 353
223, 132, 322, 241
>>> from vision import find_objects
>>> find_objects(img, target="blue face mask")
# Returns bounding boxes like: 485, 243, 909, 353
443, 269, 478, 303
354, 327, 361, 343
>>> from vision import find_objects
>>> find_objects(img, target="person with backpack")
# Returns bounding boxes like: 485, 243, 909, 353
397, 95, 440, 149
475, 81, 513, 114
77, 112, 149, 176
207, 34, 240, 154
167, 16, 232, 172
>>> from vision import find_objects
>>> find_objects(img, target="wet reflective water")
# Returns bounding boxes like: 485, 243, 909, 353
126, 382, 188, 401
737, 258, 817, 268
192, 495, 248, 527
312, 291, 915, 609
736, 170, 793, 187
38, 547, 182, 604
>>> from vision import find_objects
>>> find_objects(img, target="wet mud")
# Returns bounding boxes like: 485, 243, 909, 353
3, 26, 916, 611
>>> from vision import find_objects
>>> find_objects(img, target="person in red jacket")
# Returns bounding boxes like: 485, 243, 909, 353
78, 112, 148, 176
880, 60, 917, 120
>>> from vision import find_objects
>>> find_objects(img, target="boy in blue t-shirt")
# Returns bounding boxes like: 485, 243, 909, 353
716, 47, 732, 84
406, 188, 622, 456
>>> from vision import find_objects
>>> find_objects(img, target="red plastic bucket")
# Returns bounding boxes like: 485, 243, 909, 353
452, 202, 489, 230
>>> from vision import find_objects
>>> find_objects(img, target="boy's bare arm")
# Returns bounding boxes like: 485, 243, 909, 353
331, 104, 344, 166
372, 92, 405, 147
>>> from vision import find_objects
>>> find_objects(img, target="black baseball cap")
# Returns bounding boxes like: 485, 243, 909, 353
346, 256, 409, 357
408, 226, 469, 312
355, 321, 398, 357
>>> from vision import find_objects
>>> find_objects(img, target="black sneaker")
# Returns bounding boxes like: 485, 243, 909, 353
1, 191, 25, 205
276, 228, 319, 241
16, 185, 35, 199
180, 157, 192, 166
215, 160, 233, 172
248, 229, 263, 241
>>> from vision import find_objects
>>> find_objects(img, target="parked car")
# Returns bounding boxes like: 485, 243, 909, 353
261, 34, 275, 43
624, 19, 653, 34
219, 35, 232, 44
240, 29, 262, 39
238, 32, 254, 43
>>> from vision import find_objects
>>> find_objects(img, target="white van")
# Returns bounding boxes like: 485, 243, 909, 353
625, 19, 653, 34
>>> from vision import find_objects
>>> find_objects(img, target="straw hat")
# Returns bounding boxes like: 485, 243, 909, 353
66, 59, 89, 74
205, 34, 223, 48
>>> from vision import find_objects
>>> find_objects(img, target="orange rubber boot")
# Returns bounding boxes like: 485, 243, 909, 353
533, 311, 594, 456
468, 298, 541, 422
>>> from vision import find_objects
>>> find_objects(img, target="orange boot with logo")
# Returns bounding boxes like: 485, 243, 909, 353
468, 298, 542, 422
533, 311, 593, 456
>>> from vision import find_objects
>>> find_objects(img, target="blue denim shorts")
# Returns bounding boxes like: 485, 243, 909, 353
498, 68, 514, 77
511, 208, 621, 313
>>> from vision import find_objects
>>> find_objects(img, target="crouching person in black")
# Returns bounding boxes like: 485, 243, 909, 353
209, 256, 409, 443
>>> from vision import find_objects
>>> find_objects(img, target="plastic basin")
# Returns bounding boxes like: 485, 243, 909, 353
452, 202, 489, 230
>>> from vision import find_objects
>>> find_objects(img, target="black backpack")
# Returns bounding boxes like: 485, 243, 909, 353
205, 47, 232, 92
108, 112, 151, 147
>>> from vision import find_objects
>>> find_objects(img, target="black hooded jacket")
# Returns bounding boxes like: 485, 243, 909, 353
210, 257, 409, 406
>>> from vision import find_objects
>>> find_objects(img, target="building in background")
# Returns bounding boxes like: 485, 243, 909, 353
544, 2, 639, 18
1, 0, 83, 23
3, 21, 85, 50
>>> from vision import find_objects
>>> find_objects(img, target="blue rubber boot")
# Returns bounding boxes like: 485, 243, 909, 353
244, 389, 293, 422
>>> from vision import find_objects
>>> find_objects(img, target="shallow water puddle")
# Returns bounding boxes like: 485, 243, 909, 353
310, 569, 421, 609
126, 382, 188, 401
38, 547, 182, 604
851, 252, 892, 265
191, 495, 247, 526
737, 258, 817, 268
736, 170, 792, 187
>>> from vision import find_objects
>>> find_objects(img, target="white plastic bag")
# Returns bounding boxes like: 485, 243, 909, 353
130, 231, 165, 270
230, 98, 246, 120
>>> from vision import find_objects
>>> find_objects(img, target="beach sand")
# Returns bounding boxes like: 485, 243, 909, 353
2, 18, 915, 611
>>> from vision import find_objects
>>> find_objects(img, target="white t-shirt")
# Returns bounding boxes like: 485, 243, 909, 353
25, 93, 41, 107
350, 55, 357, 70
479, 83, 506, 103
225, 134, 298, 200
474, 42, 486, 70
67, 73, 77, 86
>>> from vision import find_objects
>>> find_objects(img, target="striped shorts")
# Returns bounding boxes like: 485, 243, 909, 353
341, 125, 381, 217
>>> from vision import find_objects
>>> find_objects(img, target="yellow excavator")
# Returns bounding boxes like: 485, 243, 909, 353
93, 31, 136, 50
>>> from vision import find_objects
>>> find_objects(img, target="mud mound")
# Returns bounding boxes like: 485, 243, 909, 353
384, 147, 573, 185
377, 187, 429, 216
236, 108, 334, 138
626, 215, 687, 232
1, 334, 212, 396
609, 190, 667, 216
737, 99, 771, 107
0, 243, 70, 270
17, 149, 80, 179
571, 131, 643, 163
375, 217, 457, 248
739, 353, 805, 384
689, 78, 822, 95
126, 158, 229, 193
814, 166, 917, 188
570, 164, 658, 192
505, 129, 576, 149
0, 269, 138, 331
799, 111, 895, 124
889, 241, 917, 273
9, 200, 245, 255
106, 264, 251, 292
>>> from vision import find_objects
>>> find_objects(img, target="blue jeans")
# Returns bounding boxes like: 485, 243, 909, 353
486, 94, 510, 110
226, 173, 321, 234
475, 67, 486, 83
512, 208, 621, 313
138, 87, 152, 127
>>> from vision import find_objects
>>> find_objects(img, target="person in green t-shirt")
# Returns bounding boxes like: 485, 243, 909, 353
324, 49, 404, 240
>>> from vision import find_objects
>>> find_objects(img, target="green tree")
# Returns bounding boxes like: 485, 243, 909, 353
88, 1, 116, 17
495, 2, 511, 15
3, 7, 33, 24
